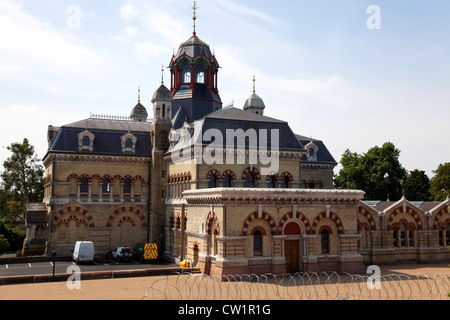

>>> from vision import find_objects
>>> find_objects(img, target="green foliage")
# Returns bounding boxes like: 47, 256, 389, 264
0, 219, 25, 254
430, 163, 450, 201
0, 234, 9, 255
335, 142, 407, 201
0, 138, 44, 225
403, 169, 431, 201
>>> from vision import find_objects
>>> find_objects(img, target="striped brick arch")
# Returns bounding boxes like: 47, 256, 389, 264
57, 215, 89, 228
358, 206, 377, 231
433, 208, 450, 229
106, 206, 146, 228
279, 211, 312, 235
206, 169, 221, 180
206, 211, 220, 235
241, 167, 261, 181
387, 207, 423, 230
311, 211, 344, 234
54, 206, 94, 228
117, 216, 136, 227
221, 170, 236, 180
242, 211, 277, 236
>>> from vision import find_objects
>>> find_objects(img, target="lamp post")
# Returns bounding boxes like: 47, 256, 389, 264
51, 251, 56, 281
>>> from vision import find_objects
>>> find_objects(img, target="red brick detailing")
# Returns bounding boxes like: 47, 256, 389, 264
206, 211, 220, 235
387, 206, 423, 230
242, 211, 277, 235
241, 167, 261, 181
221, 170, 236, 180
106, 206, 146, 228
358, 206, 377, 230
278, 211, 312, 235
311, 211, 344, 234
57, 214, 89, 228
433, 208, 450, 229
206, 169, 221, 180
117, 216, 136, 227
67, 173, 78, 182
280, 171, 294, 182
54, 206, 94, 228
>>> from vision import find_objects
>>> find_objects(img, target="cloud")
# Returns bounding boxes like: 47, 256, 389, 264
0, 0, 103, 76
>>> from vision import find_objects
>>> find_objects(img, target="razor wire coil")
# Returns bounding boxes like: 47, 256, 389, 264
143, 272, 450, 300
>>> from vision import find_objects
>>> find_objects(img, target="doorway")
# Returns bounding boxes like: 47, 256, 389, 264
285, 240, 300, 273
283, 221, 303, 274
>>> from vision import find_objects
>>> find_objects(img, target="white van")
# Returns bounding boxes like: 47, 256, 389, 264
73, 241, 95, 264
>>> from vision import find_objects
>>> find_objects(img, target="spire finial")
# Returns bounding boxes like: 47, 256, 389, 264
138, 86, 141, 103
161, 65, 165, 85
192, 0, 198, 35
253, 75, 256, 94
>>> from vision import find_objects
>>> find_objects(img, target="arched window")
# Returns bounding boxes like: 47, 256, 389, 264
281, 176, 290, 189
182, 65, 191, 84
197, 72, 205, 84
80, 178, 89, 193
267, 176, 277, 188
223, 174, 232, 188
82, 136, 90, 147
208, 175, 217, 188
125, 139, 133, 149
244, 172, 255, 188
253, 230, 263, 256
102, 178, 111, 193
309, 148, 315, 157
321, 229, 330, 254
213, 229, 218, 256
400, 224, 406, 247
123, 179, 131, 194
393, 227, 399, 247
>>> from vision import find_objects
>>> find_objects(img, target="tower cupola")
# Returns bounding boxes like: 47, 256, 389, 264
243, 76, 265, 115
168, 2, 222, 127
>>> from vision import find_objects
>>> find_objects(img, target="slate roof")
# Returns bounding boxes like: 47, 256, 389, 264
296, 134, 337, 164
186, 107, 304, 150
48, 119, 152, 156
175, 34, 213, 60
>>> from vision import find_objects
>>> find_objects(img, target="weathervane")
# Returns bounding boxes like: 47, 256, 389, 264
192, 0, 198, 35
138, 86, 141, 103
253, 75, 256, 94
161, 65, 165, 85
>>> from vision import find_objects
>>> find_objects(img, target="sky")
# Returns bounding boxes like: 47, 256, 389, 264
0, 0, 449, 179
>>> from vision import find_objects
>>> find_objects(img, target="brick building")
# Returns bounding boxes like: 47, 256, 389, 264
27, 10, 449, 275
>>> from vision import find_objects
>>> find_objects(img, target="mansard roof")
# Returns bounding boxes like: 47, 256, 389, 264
47, 118, 151, 156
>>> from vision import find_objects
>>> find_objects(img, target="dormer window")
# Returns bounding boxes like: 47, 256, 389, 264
78, 129, 95, 152
305, 141, 319, 162
121, 132, 137, 153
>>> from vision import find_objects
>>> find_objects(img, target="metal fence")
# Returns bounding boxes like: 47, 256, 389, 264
143, 272, 449, 300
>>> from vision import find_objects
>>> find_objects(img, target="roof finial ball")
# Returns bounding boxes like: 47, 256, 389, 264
192, 0, 198, 35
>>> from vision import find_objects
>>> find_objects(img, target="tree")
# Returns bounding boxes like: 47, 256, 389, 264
429, 163, 450, 201
0, 139, 44, 225
335, 142, 407, 201
403, 169, 431, 201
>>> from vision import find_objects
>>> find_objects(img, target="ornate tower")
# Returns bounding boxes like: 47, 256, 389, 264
169, 2, 222, 128
149, 73, 173, 243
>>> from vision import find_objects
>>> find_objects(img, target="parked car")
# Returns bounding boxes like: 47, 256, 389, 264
111, 247, 133, 262
73, 241, 95, 264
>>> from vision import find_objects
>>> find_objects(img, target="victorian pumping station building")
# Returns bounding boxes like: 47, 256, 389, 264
25, 5, 450, 276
